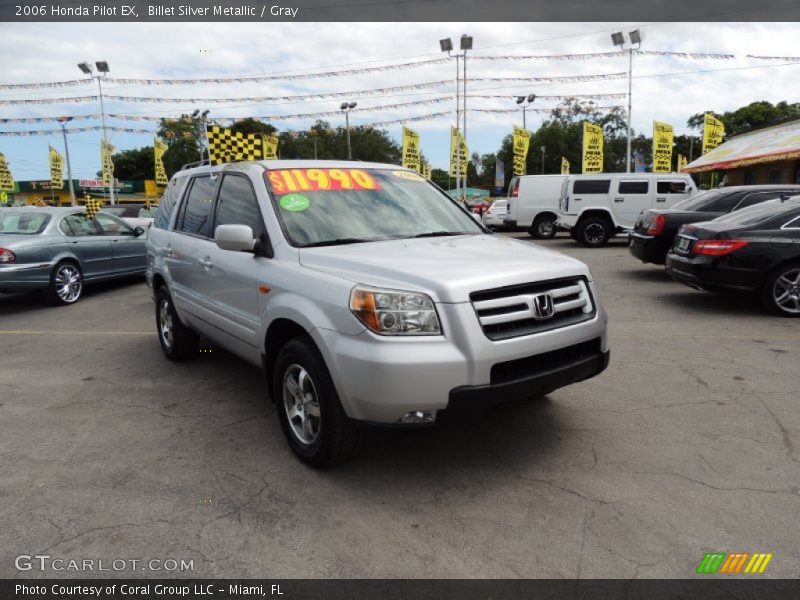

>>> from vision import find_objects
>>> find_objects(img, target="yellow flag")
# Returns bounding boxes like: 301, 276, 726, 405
702, 113, 725, 155
0, 152, 13, 191
561, 157, 570, 175
422, 163, 432, 180
101, 140, 115, 189
677, 154, 688, 172
582, 122, 603, 173
401, 126, 421, 173
49, 146, 64, 189
154, 137, 168, 185
512, 126, 531, 177
263, 134, 279, 160
449, 127, 468, 178
652, 121, 674, 173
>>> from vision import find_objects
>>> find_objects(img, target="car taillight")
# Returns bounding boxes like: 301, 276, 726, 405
647, 214, 666, 235
0, 248, 15, 263
693, 239, 749, 256
511, 186, 519, 197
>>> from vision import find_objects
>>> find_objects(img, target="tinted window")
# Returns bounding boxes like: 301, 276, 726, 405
573, 180, 610, 194
176, 176, 216, 237
154, 176, 187, 229
619, 181, 648, 194
214, 175, 265, 236
715, 199, 799, 227
657, 181, 688, 194
736, 192, 784, 210
61, 214, 98, 237
94, 213, 135, 236
0, 212, 50, 234
677, 190, 742, 213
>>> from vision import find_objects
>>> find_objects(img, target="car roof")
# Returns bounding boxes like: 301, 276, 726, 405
175, 159, 417, 178
0, 206, 85, 215
714, 184, 800, 192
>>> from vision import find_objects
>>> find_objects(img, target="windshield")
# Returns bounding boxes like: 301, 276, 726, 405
0, 212, 51, 235
265, 167, 484, 246
671, 189, 722, 211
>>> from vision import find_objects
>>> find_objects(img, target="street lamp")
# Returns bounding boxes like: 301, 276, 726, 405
340, 101, 357, 160
440, 34, 473, 198
460, 34, 472, 191
611, 29, 642, 173
191, 109, 210, 162
515, 94, 536, 129
78, 60, 115, 204
56, 116, 76, 206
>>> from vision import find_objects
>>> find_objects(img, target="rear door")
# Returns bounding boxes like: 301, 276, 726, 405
614, 178, 651, 228
58, 213, 113, 280
93, 212, 146, 275
656, 179, 692, 208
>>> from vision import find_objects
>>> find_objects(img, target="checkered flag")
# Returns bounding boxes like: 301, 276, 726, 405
207, 125, 263, 166
84, 196, 103, 219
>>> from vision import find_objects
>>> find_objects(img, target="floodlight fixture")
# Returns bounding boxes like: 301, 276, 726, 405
201, 109, 210, 117
629, 30, 641, 46
340, 102, 348, 110
611, 32, 625, 47
95, 61, 110, 73
191, 109, 200, 118
460, 34, 473, 50
527, 94, 536, 103
516, 96, 525, 105
77, 62, 93, 74
439, 38, 453, 52
348, 102, 357, 109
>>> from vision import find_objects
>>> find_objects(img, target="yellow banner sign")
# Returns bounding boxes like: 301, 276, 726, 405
0, 152, 13, 191
263, 134, 279, 160
512, 126, 531, 177
154, 137, 168, 185
677, 154, 688, 172
101, 140, 114, 187
49, 145, 64, 189
561, 156, 570, 175
422, 163, 432, 180
653, 121, 674, 173
702, 113, 725, 155
449, 127, 468, 178
582, 122, 603, 173
401, 126, 421, 173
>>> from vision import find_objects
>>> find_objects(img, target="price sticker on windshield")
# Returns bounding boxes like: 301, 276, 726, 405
266, 168, 381, 195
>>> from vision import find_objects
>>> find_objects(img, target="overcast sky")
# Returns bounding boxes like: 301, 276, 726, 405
0, 21, 798, 181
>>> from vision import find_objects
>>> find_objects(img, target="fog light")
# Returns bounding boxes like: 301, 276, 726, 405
399, 410, 436, 424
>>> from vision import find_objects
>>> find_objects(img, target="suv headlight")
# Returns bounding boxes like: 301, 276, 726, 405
350, 287, 441, 336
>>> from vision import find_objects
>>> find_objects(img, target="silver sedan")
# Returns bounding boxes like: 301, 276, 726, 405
0, 207, 147, 305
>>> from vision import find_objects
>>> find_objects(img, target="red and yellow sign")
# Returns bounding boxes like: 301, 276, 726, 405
266, 168, 381, 195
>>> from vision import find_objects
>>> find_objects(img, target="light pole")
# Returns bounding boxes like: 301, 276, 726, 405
78, 60, 115, 204
460, 34, 472, 191
515, 94, 536, 130
191, 109, 210, 162
310, 129, 318, 159
611, 29, 641, 173
540, 146, 546, 174
56, 116, 76, 206
440, 37, 460, 199
340, 102, 357, 159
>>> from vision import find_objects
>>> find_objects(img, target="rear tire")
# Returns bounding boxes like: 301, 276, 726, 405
761, 262, 800, 317
155, 286, 199, 360
576, 217, 613, 247
530, 215, 557, 239
274, 337, 359, 468
46, 260, 83, 305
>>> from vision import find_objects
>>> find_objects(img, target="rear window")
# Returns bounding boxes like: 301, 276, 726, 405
154, 176, 187, 229
714, 199, 799, 227
0, 212, 51, 234
573, 179, 610, 194
618, 181, 648, 194
176, 176, 216, 237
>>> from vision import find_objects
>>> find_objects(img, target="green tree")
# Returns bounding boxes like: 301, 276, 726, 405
157, 115, 203, 177
111, 146, 155, 181
688, 101, 800, 138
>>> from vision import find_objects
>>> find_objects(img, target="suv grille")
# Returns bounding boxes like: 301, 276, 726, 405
470, 277, 595, 341
491, 338, 602, 385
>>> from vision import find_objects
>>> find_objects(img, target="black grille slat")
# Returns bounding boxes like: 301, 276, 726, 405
491, 338, 602, 385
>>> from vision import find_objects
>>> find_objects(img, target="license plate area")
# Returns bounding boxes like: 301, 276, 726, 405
675, 235, 692, 254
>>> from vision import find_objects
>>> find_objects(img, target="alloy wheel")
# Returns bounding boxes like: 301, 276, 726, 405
773, 268, 800, 314
584, 223, 606, 245
538, 220, 555, 237
55, 264, 82, 303
158, 298, 174, 349
282, 364, 321, 445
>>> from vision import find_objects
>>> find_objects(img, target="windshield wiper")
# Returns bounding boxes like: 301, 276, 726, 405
410, 231, 473, 238
300, 237, 371, 248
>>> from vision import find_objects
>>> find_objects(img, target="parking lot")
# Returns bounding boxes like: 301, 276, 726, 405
1, 232, 798, 579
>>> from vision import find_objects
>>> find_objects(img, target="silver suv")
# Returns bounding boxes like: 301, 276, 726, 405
147, 160, 609, 466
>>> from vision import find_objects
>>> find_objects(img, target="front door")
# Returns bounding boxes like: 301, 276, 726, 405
93, 212, 147, 275
614, 179, 652, 229
58, 213, 113, 280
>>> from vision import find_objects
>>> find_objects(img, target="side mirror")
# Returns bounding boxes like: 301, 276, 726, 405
134, 226, 145, 237
215, 224, 255, 252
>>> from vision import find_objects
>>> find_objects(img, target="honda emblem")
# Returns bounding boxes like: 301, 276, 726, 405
532, 293, 555, 320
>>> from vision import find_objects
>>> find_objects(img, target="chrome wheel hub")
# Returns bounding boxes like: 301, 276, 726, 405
55, 265, 82, 303
585, 223, 605, 245
282, 364, 321, 445
158, 299, 174, 349
774, 269, 800, 314
539, 221, 554, 236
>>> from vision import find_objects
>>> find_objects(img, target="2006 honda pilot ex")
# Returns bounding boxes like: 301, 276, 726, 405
147, 160, 609, 466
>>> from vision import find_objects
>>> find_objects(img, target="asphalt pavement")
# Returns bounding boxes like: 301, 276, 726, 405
1, 234, 798, 578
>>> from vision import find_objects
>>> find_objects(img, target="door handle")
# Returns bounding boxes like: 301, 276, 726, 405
656, 197, 666, 202
198, 257, 213, 269
614, 197, 624, 203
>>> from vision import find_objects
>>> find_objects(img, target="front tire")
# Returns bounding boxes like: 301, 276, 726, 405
530, 215, 557, 239
762, 262, 800, 317
46, 261, 83, 305
155, 286, 199, 360
274, 337, 359, 467
576, 217, 613, 247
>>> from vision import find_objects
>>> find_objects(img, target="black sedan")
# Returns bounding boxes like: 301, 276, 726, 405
665, 197, 800, 316
629, 185, 800, 265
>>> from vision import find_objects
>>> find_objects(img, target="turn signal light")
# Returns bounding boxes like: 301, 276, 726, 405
0, 248, 16, 263
693, 239, 749, 256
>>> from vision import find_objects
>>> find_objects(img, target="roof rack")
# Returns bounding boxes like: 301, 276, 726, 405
180, 159, 211, 171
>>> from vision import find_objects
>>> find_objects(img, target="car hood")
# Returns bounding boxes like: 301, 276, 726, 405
298, 233, 590, 303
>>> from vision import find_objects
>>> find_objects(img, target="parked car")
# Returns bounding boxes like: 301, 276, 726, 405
148, 161, 609, 466
556, 173, 697, 247
482, 199, 508, 228
101, 203, 158, 229
629, 185, 800, 264
504, 174, 569, 238
0, 207, 146, 304
665, 196, 800, 316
